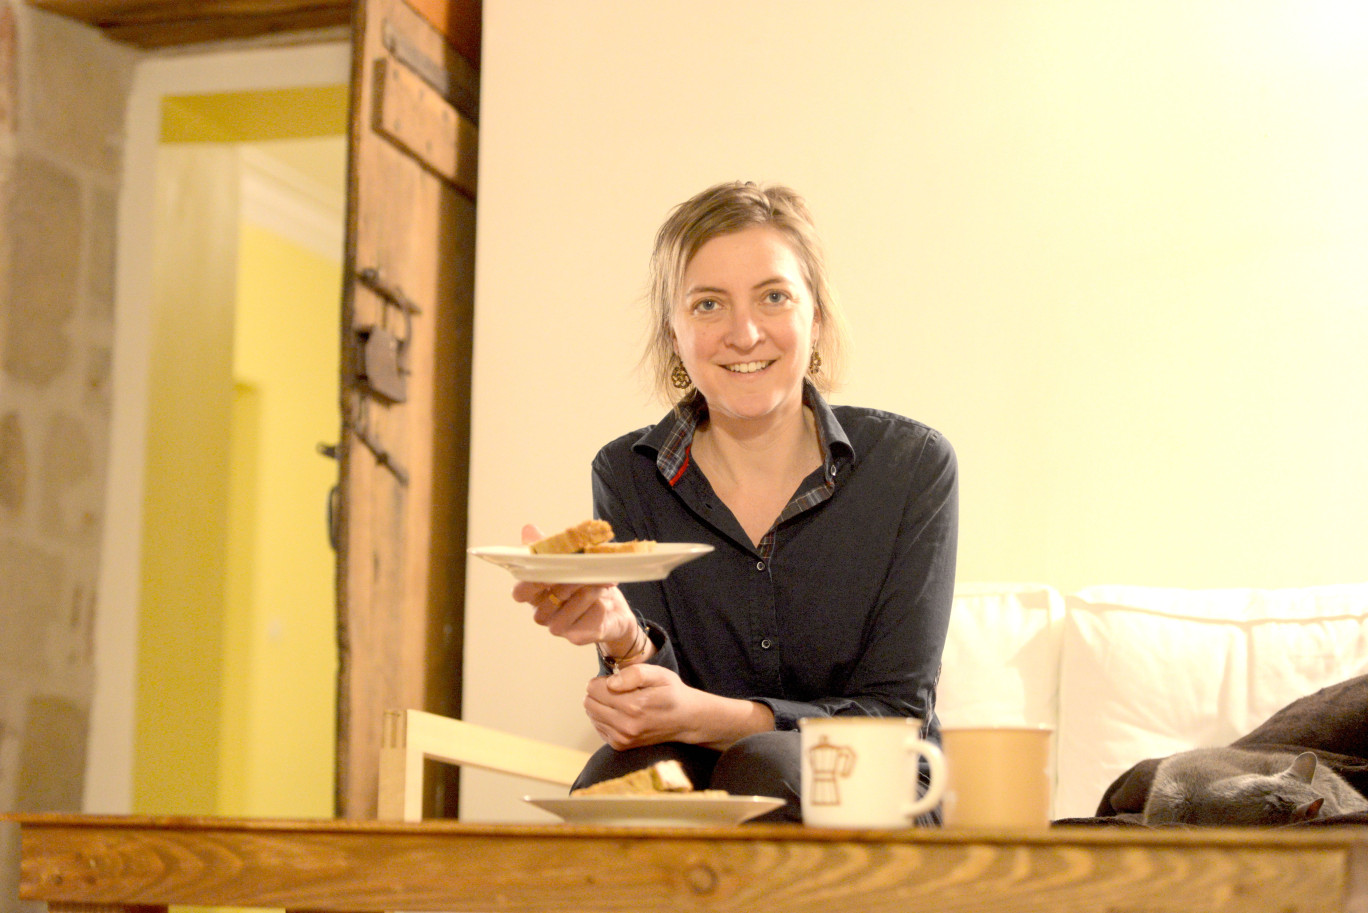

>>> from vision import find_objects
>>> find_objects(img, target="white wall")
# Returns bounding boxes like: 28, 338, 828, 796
463, 0, 1368, 820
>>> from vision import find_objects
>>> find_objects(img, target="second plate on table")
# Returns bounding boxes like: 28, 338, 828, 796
524, 794, 784, 827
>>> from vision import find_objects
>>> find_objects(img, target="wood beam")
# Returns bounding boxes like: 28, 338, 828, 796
29, 1, 481, 62
27, 1, 353, 48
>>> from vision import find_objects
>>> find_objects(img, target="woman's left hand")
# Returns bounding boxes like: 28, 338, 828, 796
583, 664, 774, 752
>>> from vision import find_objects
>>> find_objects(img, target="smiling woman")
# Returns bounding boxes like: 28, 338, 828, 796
505, 181, 960, 825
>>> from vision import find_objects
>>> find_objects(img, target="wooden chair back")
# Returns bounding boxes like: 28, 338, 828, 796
378, 709, 592, 821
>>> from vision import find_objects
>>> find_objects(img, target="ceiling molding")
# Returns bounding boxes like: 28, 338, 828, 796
239, 142, 345, 264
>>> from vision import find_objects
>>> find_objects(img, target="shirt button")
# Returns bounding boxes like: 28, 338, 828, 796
756, 561, 765, 571
761, 638, 773, 650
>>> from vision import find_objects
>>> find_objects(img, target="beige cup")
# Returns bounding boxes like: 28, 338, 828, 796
799, 717, 946, 828
940, 725, 1053, 829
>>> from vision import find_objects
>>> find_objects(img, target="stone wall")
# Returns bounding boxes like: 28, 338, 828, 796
0, 4, 138, 910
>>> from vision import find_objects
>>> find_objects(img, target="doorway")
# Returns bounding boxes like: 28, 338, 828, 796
85, 44, 350, 817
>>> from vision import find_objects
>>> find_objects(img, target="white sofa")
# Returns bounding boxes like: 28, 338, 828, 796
937, 582, 1368, 820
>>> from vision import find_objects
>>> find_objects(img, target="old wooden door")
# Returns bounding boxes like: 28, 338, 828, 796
335, 0, 480, 819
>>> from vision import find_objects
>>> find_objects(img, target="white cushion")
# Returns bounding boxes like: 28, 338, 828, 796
1239, 585, 1368, 726
1055, 584, 1368, 820
1055, 593, 1247, 819
938, 583, 1065, 730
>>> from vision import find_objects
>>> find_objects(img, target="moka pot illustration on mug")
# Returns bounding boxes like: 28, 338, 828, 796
807, 735, 857, 805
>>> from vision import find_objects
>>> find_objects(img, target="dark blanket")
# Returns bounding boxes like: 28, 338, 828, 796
1053, 673, 1368, 827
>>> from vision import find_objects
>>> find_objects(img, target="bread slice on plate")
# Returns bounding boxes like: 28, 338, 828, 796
571, 759, 696, 796
529, 519, 614, 554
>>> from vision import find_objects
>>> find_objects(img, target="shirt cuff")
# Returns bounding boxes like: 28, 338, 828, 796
750, 697, 828, 731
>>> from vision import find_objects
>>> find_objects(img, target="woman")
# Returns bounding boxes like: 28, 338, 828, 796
512, 181, 958, 822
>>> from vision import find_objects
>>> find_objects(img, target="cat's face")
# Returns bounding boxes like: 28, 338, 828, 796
1143, 748, 1352, 827
1192, 772, 1326, 826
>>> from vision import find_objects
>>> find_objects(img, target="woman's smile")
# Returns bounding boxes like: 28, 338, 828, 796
723, 359, 776, 374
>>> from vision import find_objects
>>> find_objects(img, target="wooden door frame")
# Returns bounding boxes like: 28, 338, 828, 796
87, 41, 351, 814
335, 0, 477, 818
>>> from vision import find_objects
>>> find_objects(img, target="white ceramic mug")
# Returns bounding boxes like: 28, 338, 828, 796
798, 717, 946, 828
940, 725, 1053, 829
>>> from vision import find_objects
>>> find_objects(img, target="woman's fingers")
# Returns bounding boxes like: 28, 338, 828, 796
545, 588, 612, 642
583, 673, 672, 749
523, 584, 614, 644
583, 692, 636, 749
529, 584, 570, 623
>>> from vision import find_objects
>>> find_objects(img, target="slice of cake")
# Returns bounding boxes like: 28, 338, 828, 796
529, 519, 614, 554
570, 759, 694, 796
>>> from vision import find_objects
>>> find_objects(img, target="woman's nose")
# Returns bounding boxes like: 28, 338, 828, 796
725, 307, 762, 348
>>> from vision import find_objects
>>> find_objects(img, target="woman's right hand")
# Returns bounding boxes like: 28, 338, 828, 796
510, 524, 643, 655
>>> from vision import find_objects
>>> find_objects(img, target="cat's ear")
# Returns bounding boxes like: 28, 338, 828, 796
1288, 752, 1319, 783
1292, 797, 1325, 822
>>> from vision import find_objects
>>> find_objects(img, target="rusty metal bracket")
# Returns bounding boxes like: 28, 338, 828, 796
344, 397, 409, 486
357, 266, 422, 318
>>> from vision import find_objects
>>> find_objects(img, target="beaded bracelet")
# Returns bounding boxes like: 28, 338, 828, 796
597, 623, 650, 672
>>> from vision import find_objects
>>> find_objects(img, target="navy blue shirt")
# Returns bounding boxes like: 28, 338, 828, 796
590, 384, 958, 737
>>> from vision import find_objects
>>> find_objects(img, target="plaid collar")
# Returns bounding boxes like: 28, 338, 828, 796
636, 381, 853, 555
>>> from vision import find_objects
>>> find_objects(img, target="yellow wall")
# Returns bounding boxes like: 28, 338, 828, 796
134, 90, 342, 818
133, 145, 238, 815
461, 0, 1368, 820
223, 221, 340, 817
160, 86, 349, 143
132, 148, 233, 815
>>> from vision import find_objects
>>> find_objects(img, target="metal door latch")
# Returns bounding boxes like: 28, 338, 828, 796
356, 324, 408, 403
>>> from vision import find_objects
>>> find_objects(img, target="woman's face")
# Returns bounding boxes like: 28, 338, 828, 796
671, 225, 819, 426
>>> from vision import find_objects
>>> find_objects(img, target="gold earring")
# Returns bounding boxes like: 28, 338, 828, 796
671, 360, 693, 390
808, 349, 822, 375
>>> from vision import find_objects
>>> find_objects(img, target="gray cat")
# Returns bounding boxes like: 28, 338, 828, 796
1142, 747, 1368, 826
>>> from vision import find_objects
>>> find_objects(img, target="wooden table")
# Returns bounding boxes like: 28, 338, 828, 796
9, 813, 1368, 913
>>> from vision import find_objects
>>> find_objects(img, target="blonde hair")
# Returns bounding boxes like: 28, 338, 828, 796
643, 181, 848, 403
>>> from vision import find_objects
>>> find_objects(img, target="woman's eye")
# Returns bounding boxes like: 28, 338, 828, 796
693, 298, 719, 313
765, 290, 790, 304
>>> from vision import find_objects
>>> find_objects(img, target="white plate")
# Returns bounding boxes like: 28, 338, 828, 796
524, 794, 784, 827
468, 543, 713, 584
